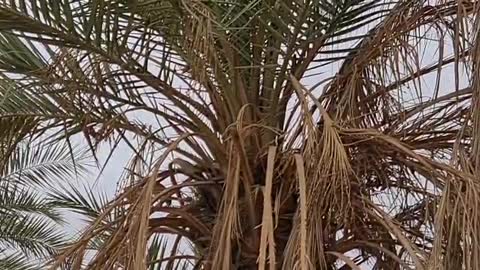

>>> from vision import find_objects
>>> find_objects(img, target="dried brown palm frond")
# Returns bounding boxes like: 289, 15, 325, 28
1, 0, 480, 269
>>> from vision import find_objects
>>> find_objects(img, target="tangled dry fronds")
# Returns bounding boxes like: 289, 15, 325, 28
1, 0, 480, 269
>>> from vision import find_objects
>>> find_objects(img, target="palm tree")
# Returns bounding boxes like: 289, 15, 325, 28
1, 0, 480, 269
0, 66, 93, 269
0, 141, 90, 269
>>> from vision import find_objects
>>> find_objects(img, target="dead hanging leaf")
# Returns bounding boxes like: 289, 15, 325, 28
291, 74, 354, 216
211, 147, 242, 270
258, 146, 277, 270
295, 154, 309, 270
133, 166, 157, 270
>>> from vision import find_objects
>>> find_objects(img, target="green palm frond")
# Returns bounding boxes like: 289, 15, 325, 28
0, 214, 65, 259
147, 235, 169, 270
50, 183, 108, 222
0, 252, 39, 270
49, 182, 118, 254
0, 31, 47, 72
2, 142, 91, 187
0, 129, 92, 266
0, 182, 61, 222
147, 235, 194, 270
